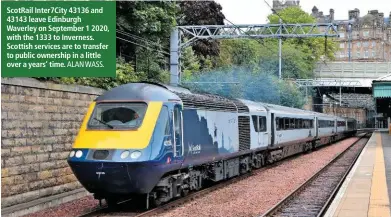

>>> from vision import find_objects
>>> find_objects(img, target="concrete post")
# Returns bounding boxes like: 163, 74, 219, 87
278, 18, 282, 79
170, 28, 180, 86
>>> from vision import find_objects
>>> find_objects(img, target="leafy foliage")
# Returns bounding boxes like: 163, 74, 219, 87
35, 3, 320, 109
178, 1, 225, 59
182, 67, 306, 109
36, 57, 168, 90
268, 7, 338, 62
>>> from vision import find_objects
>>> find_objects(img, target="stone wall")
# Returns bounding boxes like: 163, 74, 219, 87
323, 106, 367, 126
1, 78, 104, 208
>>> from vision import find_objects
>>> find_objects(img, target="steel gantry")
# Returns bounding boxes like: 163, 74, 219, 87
170, 23, 340, 86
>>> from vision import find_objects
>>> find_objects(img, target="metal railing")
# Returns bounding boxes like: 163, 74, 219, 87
314, 62, 391, 79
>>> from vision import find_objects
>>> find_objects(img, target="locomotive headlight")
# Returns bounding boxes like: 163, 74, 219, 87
130, 151, 142, 159
75, 150, 83, 158
120, 150, 130, 159
69, 150, 75, 158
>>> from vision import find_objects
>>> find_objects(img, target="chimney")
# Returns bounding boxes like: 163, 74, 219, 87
312, 6, 319, 15
348, 8, 360, 20
330, 8, 335, 21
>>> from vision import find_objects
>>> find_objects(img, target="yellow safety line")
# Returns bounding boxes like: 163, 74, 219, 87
368, 132, 391, 217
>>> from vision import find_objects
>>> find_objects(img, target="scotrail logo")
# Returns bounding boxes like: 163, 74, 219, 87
188, 144, 201, 155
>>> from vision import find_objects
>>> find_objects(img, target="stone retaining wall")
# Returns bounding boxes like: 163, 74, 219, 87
1, 78, 104, 208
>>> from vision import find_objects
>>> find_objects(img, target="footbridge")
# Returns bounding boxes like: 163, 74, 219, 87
313, 62, 391, 87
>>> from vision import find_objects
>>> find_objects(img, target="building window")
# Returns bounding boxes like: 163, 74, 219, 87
363, 42, 369, 47
357, 42, 361, 47
357, 52, 360, 58
372, 41, 376, 47
364, 50, 369, 58
363, 31, 369, 37
340, 53, 345, 58
372, 51, 376, 57
339, 32, 345, 38
340, 43, 345, 48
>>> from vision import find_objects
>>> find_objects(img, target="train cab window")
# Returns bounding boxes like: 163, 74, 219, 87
164, 109, 170, 135
88, 102, 147, 129
173, 106, 183, 156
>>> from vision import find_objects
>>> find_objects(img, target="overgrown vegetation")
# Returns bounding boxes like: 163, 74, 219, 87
35, 2, 336, 109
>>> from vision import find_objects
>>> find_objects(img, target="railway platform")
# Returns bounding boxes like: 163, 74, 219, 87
325, 130, 391, 217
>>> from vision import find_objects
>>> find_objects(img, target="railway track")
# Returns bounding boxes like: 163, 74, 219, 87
78, 134, 368, 217
79, 155, 298, 217
261, 133, 371, 217
78, 171, 256, 217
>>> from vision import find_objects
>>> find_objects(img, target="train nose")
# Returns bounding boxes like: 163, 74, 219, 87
68, 160, 163, 195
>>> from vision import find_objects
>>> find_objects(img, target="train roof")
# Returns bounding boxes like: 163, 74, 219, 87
96, 82, 354, 121
95, 82, 181, 102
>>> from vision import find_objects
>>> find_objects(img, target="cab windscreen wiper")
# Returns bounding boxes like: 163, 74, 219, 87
93, 118, 114, 129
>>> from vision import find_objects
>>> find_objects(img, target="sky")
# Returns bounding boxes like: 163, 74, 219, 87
214, 0, 391, 24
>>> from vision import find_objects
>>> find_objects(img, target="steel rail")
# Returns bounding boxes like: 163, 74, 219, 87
260, 132, 370, 217
77, 134, 369, 217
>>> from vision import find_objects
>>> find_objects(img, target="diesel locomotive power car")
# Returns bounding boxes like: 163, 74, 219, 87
67, 82, 357, 208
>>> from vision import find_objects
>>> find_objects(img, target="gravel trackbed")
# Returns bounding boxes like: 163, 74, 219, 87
22, 137, 360, 217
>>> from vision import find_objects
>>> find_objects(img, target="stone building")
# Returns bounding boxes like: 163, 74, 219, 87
312, 7, 391, 62
272, 0, 300, 13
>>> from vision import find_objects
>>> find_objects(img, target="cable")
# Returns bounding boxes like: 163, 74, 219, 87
203, 1, 283, 71
116, 36, 170, 56
116, 28, 169, 52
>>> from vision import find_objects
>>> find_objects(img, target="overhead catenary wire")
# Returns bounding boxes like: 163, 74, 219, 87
261, 0, 339, 79
116, 36, 170, 56
116, 28, 169, 52
204, 1, 285, 66
261, 0, 350, 109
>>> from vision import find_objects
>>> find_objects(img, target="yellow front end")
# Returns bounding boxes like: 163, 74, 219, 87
73, 101, 163, 150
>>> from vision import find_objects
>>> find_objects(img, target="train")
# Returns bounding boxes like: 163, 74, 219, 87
67, 82, 358, 209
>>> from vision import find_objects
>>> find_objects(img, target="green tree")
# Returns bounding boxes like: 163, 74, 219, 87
178, 1, 225, 59
267, 7, 338, 62
183, 66, 307, 109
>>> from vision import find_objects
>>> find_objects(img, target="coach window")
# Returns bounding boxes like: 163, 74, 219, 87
284, 118, 289, 130
278, 118, 284, 130
276, 118, 280, 131
319, 120, 324, 128
259, 116, 267, 132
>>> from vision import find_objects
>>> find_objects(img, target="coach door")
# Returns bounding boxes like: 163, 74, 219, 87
258, 116, 268, 147
173, 104, 184, 159
315, 117, 319, 137
271, 113, 275, 146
